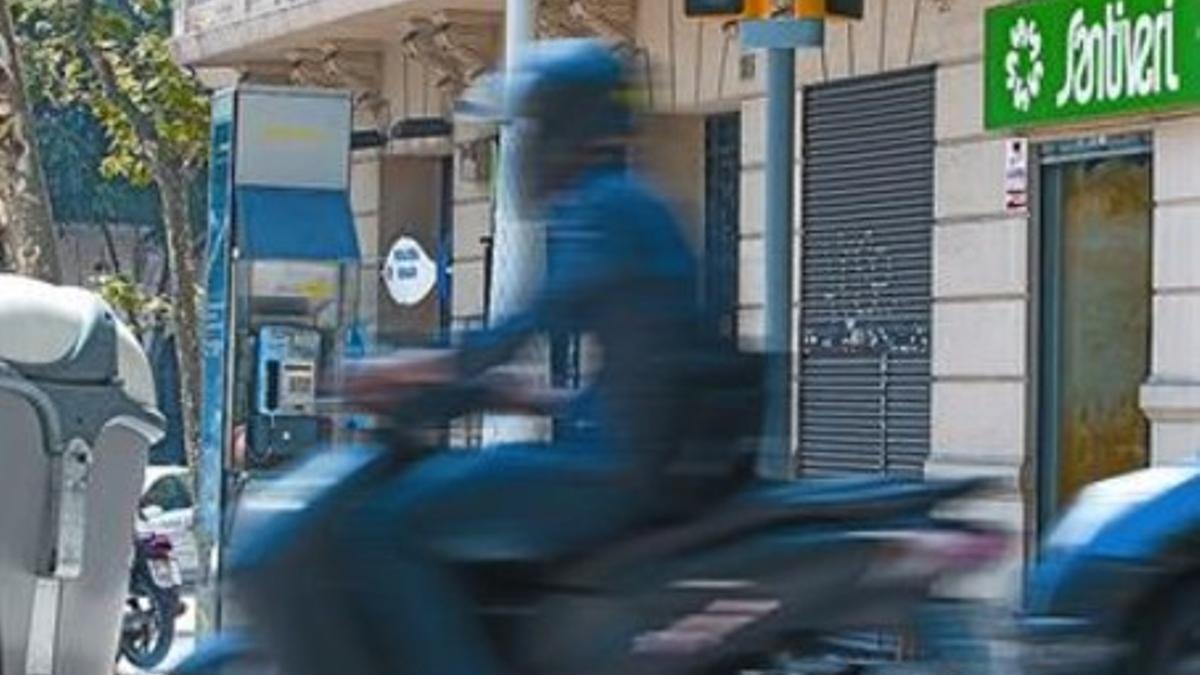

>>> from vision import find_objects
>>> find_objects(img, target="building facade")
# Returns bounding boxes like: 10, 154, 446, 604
172, 0, 1200, 583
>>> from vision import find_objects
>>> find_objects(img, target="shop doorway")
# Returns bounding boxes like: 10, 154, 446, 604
1036, 136, 1152, 533
377, 155, 452, 346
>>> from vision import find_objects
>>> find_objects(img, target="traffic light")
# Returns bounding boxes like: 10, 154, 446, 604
825, 0, 864, 19
793, 0, 822, 18
684, 0, 771, 18
794, 0, 864, 19
686, 0, 861, 20
684, 0, 745, 16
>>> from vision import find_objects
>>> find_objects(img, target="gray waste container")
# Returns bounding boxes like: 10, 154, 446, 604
0, 275, 165, 675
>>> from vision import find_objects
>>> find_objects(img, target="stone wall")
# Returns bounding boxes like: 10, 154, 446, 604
1145, 117, 1200, 465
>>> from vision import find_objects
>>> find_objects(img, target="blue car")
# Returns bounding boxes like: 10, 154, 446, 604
1021, 466, 1200, 674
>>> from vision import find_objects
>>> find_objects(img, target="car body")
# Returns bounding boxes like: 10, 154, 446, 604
137, 466, 202, 588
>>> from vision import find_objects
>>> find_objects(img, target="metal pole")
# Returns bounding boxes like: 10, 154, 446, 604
488, 0, 534, 326
760, 47, 796, 480
483, 0, 540, 444
213, 249, 238, 628
196, 90, 236, 634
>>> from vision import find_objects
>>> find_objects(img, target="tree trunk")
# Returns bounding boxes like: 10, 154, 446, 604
155, 163, 202, 482
0, 0, 59, 282
168, 168, 223, 636
155, 163, 213, 632
98, 220, 123, 275
155, 162, 209, 616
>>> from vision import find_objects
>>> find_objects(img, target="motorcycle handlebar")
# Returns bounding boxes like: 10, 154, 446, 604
338, 379, 497, 433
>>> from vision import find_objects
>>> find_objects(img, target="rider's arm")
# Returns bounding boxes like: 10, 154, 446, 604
455, 196, 615, 377
474, 370, 582, 415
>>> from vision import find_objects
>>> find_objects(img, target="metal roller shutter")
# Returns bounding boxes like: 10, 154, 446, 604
798, 66, 936, 477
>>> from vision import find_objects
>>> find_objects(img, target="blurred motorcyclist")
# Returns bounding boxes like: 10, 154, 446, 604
299, 40, 733, 675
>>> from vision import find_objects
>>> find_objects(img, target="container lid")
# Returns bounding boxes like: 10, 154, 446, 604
0, 275, 155, 407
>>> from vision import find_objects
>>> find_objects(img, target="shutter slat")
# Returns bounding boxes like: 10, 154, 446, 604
798, 66, 935, 477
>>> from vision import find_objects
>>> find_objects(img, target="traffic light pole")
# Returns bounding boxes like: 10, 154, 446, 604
740, 18, 823, 479
760, 47, 796, 480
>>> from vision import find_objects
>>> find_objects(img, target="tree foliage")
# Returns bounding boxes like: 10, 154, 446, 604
91, 271, 171, 342
34, 105, 207, 236
34, 105, 161, 225
14, 0, 209, 185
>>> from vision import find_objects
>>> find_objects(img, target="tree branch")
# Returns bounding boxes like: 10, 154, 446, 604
97, 219, 122, 275
73, 0, 162, 160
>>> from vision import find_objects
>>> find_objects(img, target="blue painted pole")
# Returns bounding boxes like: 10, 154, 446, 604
760, 47, 796, 480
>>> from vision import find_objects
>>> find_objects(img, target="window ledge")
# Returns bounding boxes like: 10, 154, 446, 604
1142, 381, 1200, 422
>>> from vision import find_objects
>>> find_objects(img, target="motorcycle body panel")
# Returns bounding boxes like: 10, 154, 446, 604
1020, 466, 1200, 673
195, 443, 991, 675
174, 363, 999, 675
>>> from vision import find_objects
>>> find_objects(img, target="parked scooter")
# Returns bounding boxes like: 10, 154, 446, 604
120, 531, 184, 670
176, 377, 1006, 675
1019, 465, 1200, 675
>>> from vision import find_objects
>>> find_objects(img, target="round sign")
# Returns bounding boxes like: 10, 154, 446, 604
382, 236, 438, 306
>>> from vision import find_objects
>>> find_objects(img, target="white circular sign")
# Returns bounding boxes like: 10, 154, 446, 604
381, 236, 437, 306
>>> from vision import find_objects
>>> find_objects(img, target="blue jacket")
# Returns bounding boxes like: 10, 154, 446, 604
459, 167, 705, 474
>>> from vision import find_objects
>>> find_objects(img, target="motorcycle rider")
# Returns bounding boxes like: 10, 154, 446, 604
290, 40, 737, 675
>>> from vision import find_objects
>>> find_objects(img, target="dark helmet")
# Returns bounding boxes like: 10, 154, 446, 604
457, 39, 633, 143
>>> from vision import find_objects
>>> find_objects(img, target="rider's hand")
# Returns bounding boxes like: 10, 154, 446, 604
342, 350, 457, 409
478, 371, 577, 415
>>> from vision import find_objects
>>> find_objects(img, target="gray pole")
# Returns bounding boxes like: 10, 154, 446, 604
490, 0, 534, 325
760, 47, 796, 479
483, 0, 540, 444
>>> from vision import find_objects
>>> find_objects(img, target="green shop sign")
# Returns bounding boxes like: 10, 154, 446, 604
984, 0, 1200, 128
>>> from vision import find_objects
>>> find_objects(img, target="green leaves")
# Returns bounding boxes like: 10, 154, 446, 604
12, 0, 210, 182
34, 106, 163, 225
91, 271, 172, 341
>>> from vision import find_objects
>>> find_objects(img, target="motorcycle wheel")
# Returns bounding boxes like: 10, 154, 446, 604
1139, 580, 1200, 675
120, 575, 178, 670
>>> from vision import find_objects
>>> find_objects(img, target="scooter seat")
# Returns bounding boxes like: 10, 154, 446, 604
552, 476, 988, 587
735, 475, 987, 521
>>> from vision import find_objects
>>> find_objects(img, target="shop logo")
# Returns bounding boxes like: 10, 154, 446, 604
1005, 17, 1046, 112
985, 0, 1200, 129
1054, 0, 1181, 107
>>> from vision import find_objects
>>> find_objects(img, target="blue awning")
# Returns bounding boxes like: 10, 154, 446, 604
235, 186, 361, 261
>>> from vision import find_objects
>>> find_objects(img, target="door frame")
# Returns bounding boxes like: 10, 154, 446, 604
704, 111, 742, 340
1029, 133, 1154, 548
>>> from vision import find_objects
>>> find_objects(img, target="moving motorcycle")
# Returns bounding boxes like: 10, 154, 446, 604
176, 373, 1007, 675
120, 531, 184, 670
1019, 465, 1200, 675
